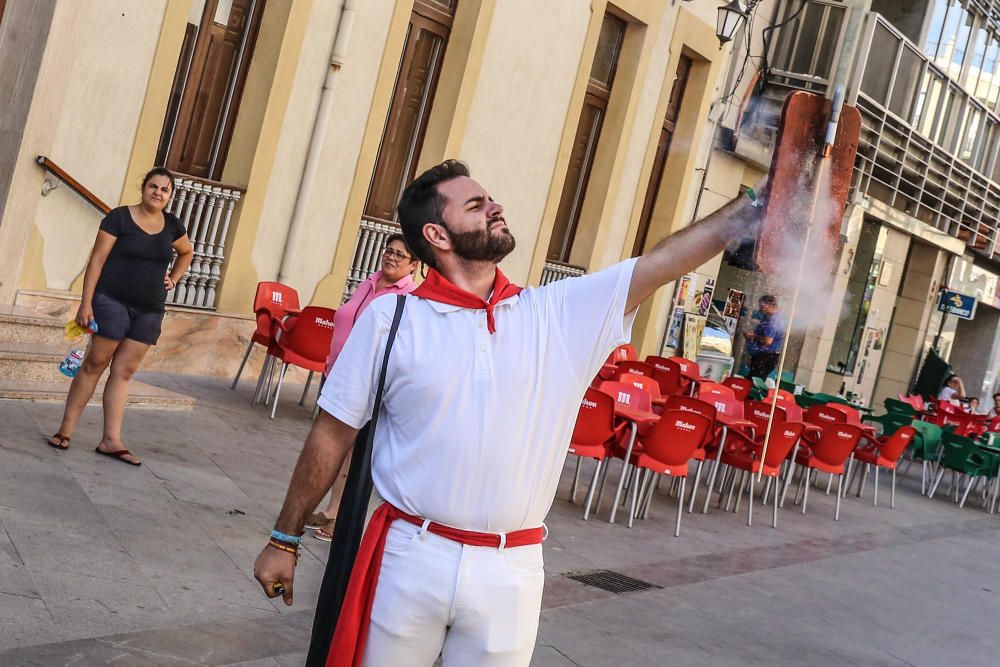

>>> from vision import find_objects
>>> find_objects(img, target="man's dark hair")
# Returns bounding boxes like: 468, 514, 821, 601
397, 160, 470, 269
759, 294, 778, 307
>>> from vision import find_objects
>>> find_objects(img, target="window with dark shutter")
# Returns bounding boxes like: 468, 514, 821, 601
156, 0, 264, 180
364, 0, 456, 225
632, 54, 693, 257
547, 13, 627, 263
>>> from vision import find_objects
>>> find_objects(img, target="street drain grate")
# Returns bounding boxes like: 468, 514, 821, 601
565, 569, 662, 594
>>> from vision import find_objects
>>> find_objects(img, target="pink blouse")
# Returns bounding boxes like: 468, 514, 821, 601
324, 271, 416, 376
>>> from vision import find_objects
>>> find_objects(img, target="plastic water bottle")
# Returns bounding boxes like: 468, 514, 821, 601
59, 349, 85, 378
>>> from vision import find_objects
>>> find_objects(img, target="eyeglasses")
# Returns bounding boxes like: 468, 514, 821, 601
383, 247, 413, 262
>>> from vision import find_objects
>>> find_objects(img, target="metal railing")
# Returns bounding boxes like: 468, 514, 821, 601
36, 156, 111, 215
540, 260, 586, 285
345, 218, 401, 301
756, 2, 1000, 257
165, 175, 244, 309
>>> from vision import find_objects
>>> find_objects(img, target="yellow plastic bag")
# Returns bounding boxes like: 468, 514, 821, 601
64, 319, 96, 339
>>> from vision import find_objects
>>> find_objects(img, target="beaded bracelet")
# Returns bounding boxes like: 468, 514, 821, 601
268, 538, 300, 560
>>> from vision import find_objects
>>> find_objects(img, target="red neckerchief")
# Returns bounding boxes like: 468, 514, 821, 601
411, 268, 522, 334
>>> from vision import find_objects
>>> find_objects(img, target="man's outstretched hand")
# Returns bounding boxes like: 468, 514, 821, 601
254, 545, 297, 606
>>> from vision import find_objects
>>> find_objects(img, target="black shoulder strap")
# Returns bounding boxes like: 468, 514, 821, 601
369, 294, 406, 431
306, 294, 405, 666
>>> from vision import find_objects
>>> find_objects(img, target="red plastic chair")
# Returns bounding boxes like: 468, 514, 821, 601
566, 388, 627, 519
266, 306, 336, 419
597, 381, 657, 524
765, 388, 804, 421
234, 281, 300, 391
617, 373, 664, 411
612, 361, 655, 380
663, 396, 719, 510
646, 357, 691, 396
598, 344, 639, 380
898, 394, 926, 412
848, 426, 917, 509
669, 356, 704, 382
624, 409, 713, 535
788, 423, 864, 520
722, 375, 754, 401
697, 382, 736, 400
719, 421, 805, 527
598, 381, 653, 414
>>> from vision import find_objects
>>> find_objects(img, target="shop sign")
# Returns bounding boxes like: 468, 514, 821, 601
937, 290, 977, 319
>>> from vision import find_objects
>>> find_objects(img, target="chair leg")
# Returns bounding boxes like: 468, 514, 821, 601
873, 466, 879, 507
857, 464, 869, 499
825, 472, 833, 495
628, 469, 645, 528
801, 470, 811, 515
747, 471, 755, 527
299, 371, 314, 406
641, 473, 657, 519
595, 460, 612, 515
687, 461, 703, 513
835, 473, 843, 521
252, 355, 272, 404
780, 461, 796, 508
959, 475, 976, 508
269, 363, 289, 420
702, 449, 724, 514
890, 467, 896, 509
570, 457, 583, 504
734, 471, 747, 514
928, 466, 946, 498
582, 460, 602, 521
772, 475, 780, 529
231, 340, 254, 389
920, 460, 927, 495
608, 425, 638, 524
724, 467, 738, 512
675, 477, 686, 537
761, 477, 772, 507
264, 356, 279, 405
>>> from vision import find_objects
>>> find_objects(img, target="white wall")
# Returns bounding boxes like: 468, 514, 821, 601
456, 0, 593, 283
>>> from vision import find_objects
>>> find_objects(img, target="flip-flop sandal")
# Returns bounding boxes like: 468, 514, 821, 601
305, 512, 336, 530
46, 433, 71, 450
95, 447, 142, 466
314, 522, 335, 542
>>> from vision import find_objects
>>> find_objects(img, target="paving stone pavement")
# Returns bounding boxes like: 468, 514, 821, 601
1, 372, 998, 665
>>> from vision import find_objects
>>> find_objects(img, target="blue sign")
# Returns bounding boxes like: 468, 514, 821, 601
938, 290, 977, 320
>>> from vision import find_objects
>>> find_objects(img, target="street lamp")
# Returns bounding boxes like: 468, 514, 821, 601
716, 0, 748, 46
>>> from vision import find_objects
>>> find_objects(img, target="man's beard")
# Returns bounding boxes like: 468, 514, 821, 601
447, 220, 516, 263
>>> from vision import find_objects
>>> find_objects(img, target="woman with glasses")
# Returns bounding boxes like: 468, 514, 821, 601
306, 233, 419, 540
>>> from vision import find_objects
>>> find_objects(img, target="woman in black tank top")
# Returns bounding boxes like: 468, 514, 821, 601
45, 167, 194, 466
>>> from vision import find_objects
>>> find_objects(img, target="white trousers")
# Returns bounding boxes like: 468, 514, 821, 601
361, 519, 545, 666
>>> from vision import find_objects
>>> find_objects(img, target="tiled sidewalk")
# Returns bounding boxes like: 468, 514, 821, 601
1, 373, 998, 665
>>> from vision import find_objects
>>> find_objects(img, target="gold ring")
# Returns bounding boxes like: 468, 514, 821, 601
272, 582, 286, 596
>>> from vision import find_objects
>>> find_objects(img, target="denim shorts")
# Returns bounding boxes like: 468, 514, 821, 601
91, 292, 164, 345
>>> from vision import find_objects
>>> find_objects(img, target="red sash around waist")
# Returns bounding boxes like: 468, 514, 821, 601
326, 502, 545, 667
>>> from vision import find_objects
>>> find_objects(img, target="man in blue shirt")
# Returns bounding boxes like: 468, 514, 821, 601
744, 294, 784, 379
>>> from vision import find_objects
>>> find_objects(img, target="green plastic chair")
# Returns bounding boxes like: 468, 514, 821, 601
863, 411, 912, 438
906, 421, 943, 495
812, 392, 849, 405
927, 433, 999, 508
884, 397, 917, 417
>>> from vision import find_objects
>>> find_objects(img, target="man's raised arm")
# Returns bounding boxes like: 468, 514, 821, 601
627, 191, 757, 314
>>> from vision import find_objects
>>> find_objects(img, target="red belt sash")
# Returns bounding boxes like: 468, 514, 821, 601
326, 503, 545, 667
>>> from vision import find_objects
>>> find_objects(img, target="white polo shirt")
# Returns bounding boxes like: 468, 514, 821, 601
317, 258, 637, 533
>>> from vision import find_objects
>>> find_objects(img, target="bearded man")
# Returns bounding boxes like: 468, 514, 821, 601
254, 160, 757, 666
